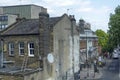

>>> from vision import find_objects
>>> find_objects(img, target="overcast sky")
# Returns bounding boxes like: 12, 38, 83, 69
0, 0, 120, 32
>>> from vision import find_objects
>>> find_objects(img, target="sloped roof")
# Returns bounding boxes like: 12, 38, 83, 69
1, 16, 62, 36
0, 4, 45, 9
2, 19, 40, 35
49, 17, 61, 27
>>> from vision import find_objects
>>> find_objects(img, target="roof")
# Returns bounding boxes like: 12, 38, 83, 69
1, 15, 63, 36
0, 4, 44, 8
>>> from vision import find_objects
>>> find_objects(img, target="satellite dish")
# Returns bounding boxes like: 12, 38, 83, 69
47, 53, 54, 63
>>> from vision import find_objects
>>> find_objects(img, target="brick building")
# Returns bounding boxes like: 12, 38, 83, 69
0, 12, 80, 80
78, 19, 98, 64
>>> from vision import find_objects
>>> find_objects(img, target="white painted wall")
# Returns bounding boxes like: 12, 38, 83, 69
73, 35, 80, 72
69, 35, 80, 74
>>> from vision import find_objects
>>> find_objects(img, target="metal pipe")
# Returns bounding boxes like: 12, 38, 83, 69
0, 39, 4, 68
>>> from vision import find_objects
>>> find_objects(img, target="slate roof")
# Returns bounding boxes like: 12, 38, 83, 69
1, 16, 62, 36
79, 26, 85, 34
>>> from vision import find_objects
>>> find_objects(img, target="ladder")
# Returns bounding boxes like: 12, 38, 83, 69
21, 55, 28, 71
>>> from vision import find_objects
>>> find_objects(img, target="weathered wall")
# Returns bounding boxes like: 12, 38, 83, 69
53, 15, 71, 80
24, 71, 43, 80
3, 35, 40, 68
0, 71, 43, 80
0, 75, 23, 80
31, 5, 47, 19
73, 35, 80, 73
8, 14, 18, 26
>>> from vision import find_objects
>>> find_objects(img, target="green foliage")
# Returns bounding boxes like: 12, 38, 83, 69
115, 5, 120, 15
108, 5, 120, 48
95, 29, 109, 53
95, 29, 108, 47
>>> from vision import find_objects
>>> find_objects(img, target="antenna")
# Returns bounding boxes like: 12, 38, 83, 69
67, 8, 72, 15
67, 9, 69, 15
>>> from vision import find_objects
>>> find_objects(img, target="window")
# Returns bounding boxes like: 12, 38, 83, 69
0, 16, 8, 21
19, 42, 24, 56
0, 25, 2, 30
0, 24, 8, 30
9, 43, 14, 56
28, 42, 34, 57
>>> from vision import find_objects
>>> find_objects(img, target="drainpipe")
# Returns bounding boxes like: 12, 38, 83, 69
69, 15, 76, 80
0, 39, 4, 68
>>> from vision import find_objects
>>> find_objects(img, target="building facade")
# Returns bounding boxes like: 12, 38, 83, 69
0, 14, 18, 31
0, 4, 47, 31
0, 12, 80, 80
0, 12, 50, 80
52, 15, 80, 80
0, 4, 47, 19
78, 19, 98, 65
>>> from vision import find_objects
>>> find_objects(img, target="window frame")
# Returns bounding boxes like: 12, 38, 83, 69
8, 42, 14, 56
28, 42, 34, 57
19, 42, 24, 56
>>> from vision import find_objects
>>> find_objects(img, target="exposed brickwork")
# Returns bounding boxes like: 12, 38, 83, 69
3, 35, 40, 68
80, 40, 86, 49
0, 75, 23, 80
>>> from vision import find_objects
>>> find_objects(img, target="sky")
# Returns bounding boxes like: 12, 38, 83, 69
0, 0, 120, 32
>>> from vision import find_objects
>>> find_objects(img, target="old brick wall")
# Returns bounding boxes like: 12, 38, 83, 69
0, 75, 23, 80
80, 40, 86, 49
3, 35, 40, 68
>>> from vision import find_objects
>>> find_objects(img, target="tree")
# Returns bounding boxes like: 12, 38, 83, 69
108, 5, 120, 48
95, 29, 108, 48
95, 29, 109, 53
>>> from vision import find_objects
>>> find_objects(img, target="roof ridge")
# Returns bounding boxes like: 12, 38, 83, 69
49, 13, 68, 27
0, 4, 44, 8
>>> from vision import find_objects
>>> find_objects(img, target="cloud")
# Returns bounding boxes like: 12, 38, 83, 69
76, 0, 91, 6
0, 0, 114, 32
76, 7, 93, 12
0, 0, 31, 6
44, 0, 76, 7
93, 6, 111, 15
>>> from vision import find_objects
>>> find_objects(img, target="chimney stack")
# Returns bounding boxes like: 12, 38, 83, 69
69, 15, 76, 35
39, 12, 50, 56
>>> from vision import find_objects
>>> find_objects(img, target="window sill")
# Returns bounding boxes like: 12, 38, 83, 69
28, 55, 34, 57
19, 55, 24, 56
9, 55, 14, 57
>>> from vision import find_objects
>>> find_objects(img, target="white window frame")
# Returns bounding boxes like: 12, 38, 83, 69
28, 42, 34, 57
9, 42, 14, 56
19, 42, 24, 56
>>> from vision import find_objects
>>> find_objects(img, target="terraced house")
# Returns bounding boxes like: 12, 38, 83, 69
0, 12, 80, 80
